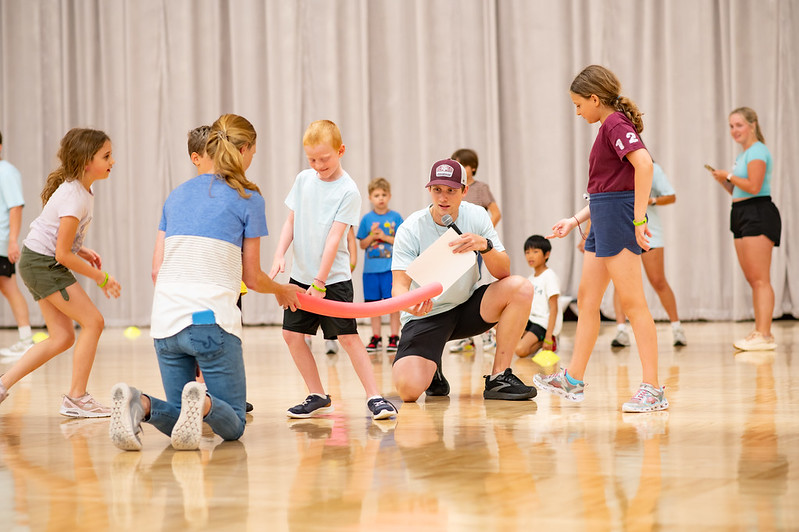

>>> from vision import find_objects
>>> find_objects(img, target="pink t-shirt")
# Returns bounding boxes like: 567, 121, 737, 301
587, 112, 646, 194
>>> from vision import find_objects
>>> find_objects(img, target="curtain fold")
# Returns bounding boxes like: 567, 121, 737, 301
0, 0, 795, 327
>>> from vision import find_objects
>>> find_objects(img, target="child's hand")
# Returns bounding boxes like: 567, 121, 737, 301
372, 227, 386, 240
276, 283, 303, 311
101, 275, 121, 299
79, 247, 102, 269
269, 257, 285, 279
306, 284, 326, 299
547, 218, 575, 239
370, 222, 380, 233
635, 223, 651, 251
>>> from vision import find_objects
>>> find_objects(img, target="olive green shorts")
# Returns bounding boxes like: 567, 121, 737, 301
18, 246, 76, 301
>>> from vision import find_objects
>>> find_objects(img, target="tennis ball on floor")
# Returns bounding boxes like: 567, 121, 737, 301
32, 332, 49, 343
123, 326, 141, 340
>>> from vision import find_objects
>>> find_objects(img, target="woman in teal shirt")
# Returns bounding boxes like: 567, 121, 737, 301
710, 107, 781, 351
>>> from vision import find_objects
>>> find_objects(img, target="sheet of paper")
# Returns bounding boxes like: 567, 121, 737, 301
406, 228, 476, 295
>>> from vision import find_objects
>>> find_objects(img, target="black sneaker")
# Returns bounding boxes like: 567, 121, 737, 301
245, 401, 254, 413
425, 368, 450, 396
386, 335, 400, 352
483, 368, 537, 400
367, 397, 397, 420
366, 335, 382, 352
286, 394, 334, 418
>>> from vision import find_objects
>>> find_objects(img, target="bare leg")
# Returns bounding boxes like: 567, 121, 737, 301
369, 316, 381, 337
0, 275, 30, 329
515, 331, 542, 358
479, 275, 533, 374
641, 248, 679, 322
337, 333, 379, 397
734, 236, 775, 336
613, 286, 626, 325
567, 252, 611, 381
392, 355, 437, 402
609, 249, 659, 388
283, 330, 324, 395
389, 311, 401, 336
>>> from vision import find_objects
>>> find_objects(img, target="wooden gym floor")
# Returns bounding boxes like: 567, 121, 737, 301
0, 319, 797, 531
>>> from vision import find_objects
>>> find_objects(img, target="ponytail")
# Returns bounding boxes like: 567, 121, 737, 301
206, 114, 260, 198
571, 65, 644, 134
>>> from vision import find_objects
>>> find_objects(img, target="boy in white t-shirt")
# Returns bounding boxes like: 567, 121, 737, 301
515, 235, 561, 357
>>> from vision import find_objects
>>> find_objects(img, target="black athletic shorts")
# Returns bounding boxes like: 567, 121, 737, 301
393, 284, 496, 365
0, 255, 15, 277
282, 278, 358, 340
730, 196, 781, 246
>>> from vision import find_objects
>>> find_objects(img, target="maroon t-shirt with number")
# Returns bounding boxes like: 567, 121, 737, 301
587, 112, 646, 193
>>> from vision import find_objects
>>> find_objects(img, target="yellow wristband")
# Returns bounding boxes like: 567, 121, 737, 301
98, 271, 109, 288
632, 218, 647, 226
311, 282, 327, 293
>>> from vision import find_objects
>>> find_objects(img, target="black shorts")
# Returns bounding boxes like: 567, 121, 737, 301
524, 321, 546, 341
730, 196, 781, 246
0, 255, 15, 277
282, 278, 358, 340
393, 284, 496, 365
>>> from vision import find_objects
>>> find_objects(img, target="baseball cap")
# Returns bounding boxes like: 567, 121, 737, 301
426, 159, 467, 188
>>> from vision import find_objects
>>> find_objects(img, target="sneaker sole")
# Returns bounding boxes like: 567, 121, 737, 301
611, 340, 629, 348
386, 347, 398, 352
109, 384, 142, 451
171, 383, 205, 450
622, 399, 670, 413
733, 342, 777, 351
286, 406, 334, 419
371, 407, 397, 420
533, 374, 585, 403
60, 407, 112, 418
483, 388, 537, 400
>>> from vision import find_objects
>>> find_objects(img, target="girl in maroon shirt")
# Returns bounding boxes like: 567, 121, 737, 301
535, 65, 668, 413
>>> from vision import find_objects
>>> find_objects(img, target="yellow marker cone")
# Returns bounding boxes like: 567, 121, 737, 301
531, 349, 560, 368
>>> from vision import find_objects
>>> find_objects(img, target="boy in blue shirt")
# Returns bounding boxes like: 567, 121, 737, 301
356, 177, 403, 352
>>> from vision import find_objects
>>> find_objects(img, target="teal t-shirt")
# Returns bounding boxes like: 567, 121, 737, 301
731, 141, 772, 200
0, 160, 26, 256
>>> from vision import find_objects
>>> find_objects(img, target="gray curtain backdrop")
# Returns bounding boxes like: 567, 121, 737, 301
0, 0, 796, 327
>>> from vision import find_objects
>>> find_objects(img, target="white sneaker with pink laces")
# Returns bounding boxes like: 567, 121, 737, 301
733, 331, 776, 351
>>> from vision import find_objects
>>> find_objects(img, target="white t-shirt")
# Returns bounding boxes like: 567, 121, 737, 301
392, 201, 503, 325
528, 267, 560, 329
285, 169, 360, 285
24, 180, 93, 257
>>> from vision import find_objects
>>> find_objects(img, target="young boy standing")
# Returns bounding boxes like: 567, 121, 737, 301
356, 177, 403, 352
271, 120, 397, 420
515, 235, 561, 357
0, 130, 34, 359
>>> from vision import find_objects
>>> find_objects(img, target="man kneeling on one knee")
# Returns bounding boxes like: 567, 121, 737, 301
390, 158, 536, 402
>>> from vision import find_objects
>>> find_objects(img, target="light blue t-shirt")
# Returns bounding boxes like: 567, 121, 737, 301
392, 201, 503, 326
152, 173, 268, 340
356, 209, 403, 274
0, 160, 26, 256
285, 169, 361, 285
731, 141, 772, 200
645, 162, 675, 249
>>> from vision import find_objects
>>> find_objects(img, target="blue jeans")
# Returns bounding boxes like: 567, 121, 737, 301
146, 324, 246, 441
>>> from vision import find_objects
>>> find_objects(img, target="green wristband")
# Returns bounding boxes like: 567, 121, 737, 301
632, 218, 647, 226
311, 282, 327, 293
98, 271, 109, 288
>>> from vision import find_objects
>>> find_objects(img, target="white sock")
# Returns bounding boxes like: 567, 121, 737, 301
19, 326, 32, 340
311, 392, 327, 399
671, 321, 681, 329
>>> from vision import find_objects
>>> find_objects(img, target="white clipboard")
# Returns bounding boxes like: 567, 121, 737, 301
406, 228, 476, 295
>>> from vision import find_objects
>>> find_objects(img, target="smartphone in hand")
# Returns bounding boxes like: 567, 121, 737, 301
704, 164, 715, 172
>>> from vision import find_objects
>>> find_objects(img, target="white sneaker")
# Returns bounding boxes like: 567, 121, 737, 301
325, 340, 339, 355
109, 383, 145, 451
0, 337, 34, 359
171, 382, 206, 450
60, 393, 112, 418
449, 338, 476, 353
733, 331, 776, 351
672, 325, 687, 347
611, 329, 630, 347
482, 330, 496, 352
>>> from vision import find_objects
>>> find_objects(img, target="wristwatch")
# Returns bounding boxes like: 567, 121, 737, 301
480, 238, 493, 254
726, 173, 733, 182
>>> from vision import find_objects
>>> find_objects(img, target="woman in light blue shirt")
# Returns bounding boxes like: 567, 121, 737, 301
710, 107, 781, 351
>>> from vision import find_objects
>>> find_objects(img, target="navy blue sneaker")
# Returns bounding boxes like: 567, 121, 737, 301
367, 397, 397, 420
287, 394, 333, 418
483, 368, 537, 400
